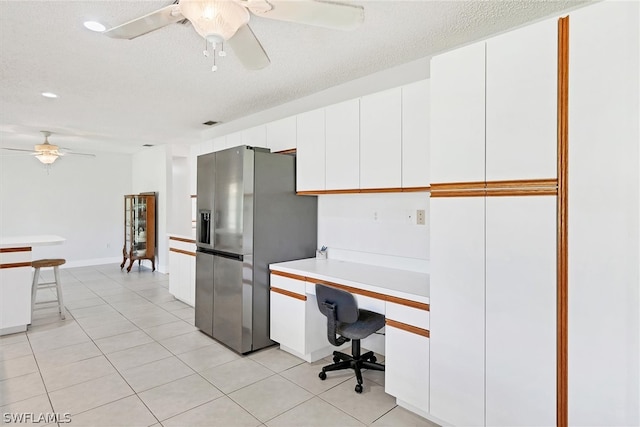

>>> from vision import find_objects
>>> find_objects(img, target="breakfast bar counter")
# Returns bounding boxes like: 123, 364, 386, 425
0, 235, 65, 335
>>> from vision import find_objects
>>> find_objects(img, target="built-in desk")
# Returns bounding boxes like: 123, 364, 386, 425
0, 235, 65, 335
269, 258, 430, 419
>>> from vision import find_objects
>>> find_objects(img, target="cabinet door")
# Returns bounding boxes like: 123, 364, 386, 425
385, 326, 429, 414
430, 197, 485, 426
430, 42, 485, 184
241, 125, 267, 148
270, 290, 306, 355
402, 79, 430, 188
325, 99, 360, 190
486, 19, 557, 181
296, 108, 326, 192
485, 196, 556, 426
226, 132, 242, 149
360, 87, 402, 189
266, 116, 296, 152
187, 253, 196, 307
169, 250, 180, 298
568, 2, 640, 426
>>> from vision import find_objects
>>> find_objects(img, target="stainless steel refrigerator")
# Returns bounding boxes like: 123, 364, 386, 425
195, 146, 317, 354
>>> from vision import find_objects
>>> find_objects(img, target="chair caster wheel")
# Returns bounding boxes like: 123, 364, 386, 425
355, 384, 363, 393
319, 372, 327, 380
369, 355, 377, 363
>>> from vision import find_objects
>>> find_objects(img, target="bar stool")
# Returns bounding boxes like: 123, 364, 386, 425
31, 259, 66, 320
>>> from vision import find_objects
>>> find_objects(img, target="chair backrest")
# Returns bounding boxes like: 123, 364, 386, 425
316, 284, 359, 346
315, 284, 359, 323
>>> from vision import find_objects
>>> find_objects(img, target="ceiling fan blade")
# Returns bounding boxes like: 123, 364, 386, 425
227, 24, 271, 70
104, 5, 183, 40
251, 0, 364, 31
1, 147, 35, 153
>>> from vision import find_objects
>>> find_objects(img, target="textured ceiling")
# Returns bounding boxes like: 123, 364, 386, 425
0, 0, 590, 155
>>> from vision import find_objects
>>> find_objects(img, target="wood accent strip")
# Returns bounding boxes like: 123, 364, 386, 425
431, 189, 487, 198
169, 236, 196, 244
191, 194, 197, 198
485, 178, 558, 189
270, 270, 308, 282
431, 181, 487, 191
275, 148, 297, 155
386, 319, 430, 338
169, 248, 196, 257
271, 287, 307, 301
401, 186, 431, 193
0, 247, 32, 253
297, 187, 431, 196
485, 188, 558, 197
557, 15, 569, 427
309, 278, 429, 311
0, 262, 32, 269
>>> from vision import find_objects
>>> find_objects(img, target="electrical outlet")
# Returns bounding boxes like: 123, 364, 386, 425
417, 209, 426, 225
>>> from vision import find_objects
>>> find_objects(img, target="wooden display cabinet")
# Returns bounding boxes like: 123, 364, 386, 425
121, 193, 156, 272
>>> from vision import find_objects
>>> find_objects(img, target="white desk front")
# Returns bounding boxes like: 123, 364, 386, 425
269, 258, 430, 418
0, 235, 65, 335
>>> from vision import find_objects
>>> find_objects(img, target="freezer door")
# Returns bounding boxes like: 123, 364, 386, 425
212, 254, 253, 354
214, 147, 254, 254
197, 153, 215, 250
194, 251, 214, 337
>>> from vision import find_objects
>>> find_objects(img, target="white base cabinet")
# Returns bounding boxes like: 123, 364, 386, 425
168, 237, 196, 306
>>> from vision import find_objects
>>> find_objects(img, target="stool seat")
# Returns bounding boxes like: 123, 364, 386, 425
32, 259, 66, 268
31, 258, 67, 322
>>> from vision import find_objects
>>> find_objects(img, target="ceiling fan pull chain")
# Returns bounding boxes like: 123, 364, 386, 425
211, 44, 218, 72
219, 42, 227, 57
203, 38, 210, 57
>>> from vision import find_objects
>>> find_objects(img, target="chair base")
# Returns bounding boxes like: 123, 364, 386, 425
318, 339, 385, 393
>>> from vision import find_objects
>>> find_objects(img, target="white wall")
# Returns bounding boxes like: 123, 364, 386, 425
132, 146, 169, 273
169, 156, 192, 237
0, 152, 131, 267
318, 193, 430, 273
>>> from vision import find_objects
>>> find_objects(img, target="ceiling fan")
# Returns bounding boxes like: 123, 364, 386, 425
103, 0, 365, 70
1, 131, 96, 166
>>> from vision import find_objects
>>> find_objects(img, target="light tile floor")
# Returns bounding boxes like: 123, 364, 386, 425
0, 263, 439, 427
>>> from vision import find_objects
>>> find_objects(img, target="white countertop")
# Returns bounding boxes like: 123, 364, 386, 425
270, 258, 429, 304
0, 235, 65, 248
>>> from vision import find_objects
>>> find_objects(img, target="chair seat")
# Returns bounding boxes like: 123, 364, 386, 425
337, 309, 385, 340
32, 258, 66, 268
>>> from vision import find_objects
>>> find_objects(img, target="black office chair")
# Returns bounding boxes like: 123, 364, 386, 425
315, 283, 385, 393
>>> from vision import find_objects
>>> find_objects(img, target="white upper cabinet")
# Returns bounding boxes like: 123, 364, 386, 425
360, 87, 402, 189
266, 116, 297, 152
486, 19, 557, 181
325, 99, 360, 190
241, 125, 267, 148
296, 108, 325, 192
430, 42, 486, 184
225, 132, 242, 149
401, 79, 430, 188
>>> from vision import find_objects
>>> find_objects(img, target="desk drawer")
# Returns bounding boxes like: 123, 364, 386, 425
271, 273, 306, 296
386, 301, 429, 330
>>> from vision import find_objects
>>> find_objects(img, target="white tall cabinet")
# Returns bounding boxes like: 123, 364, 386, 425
325, 99, 360, 190
430, 16, 558, 427
568, 2, 639, 426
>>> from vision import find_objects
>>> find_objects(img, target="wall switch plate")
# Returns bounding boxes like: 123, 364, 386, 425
417, 209, 426, 225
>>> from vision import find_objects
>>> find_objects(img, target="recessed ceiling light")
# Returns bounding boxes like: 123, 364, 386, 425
41, 92, 58, 99
83, 21, 105, 32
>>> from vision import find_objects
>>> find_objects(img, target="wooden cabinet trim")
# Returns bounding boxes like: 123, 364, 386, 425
0, 247, 32, 253
297, 186, 431, 196
169, 236, 196, 244
431, 179, 558, 198
557, 15, 569, 427
271, 286, 307, 301
169, 248, 196, 257
0, 261, 32, 269
271, 270, 307, 282
386, 319, 430, 338
274, 148, 297, 155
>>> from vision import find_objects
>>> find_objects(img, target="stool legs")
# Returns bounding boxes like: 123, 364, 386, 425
31, 265, 66, 321
53, 266, 65, 320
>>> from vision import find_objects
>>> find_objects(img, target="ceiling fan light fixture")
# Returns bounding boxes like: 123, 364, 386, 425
35, 153, 59, 165
83, 21, 106, 32
179, 0, 250, 41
